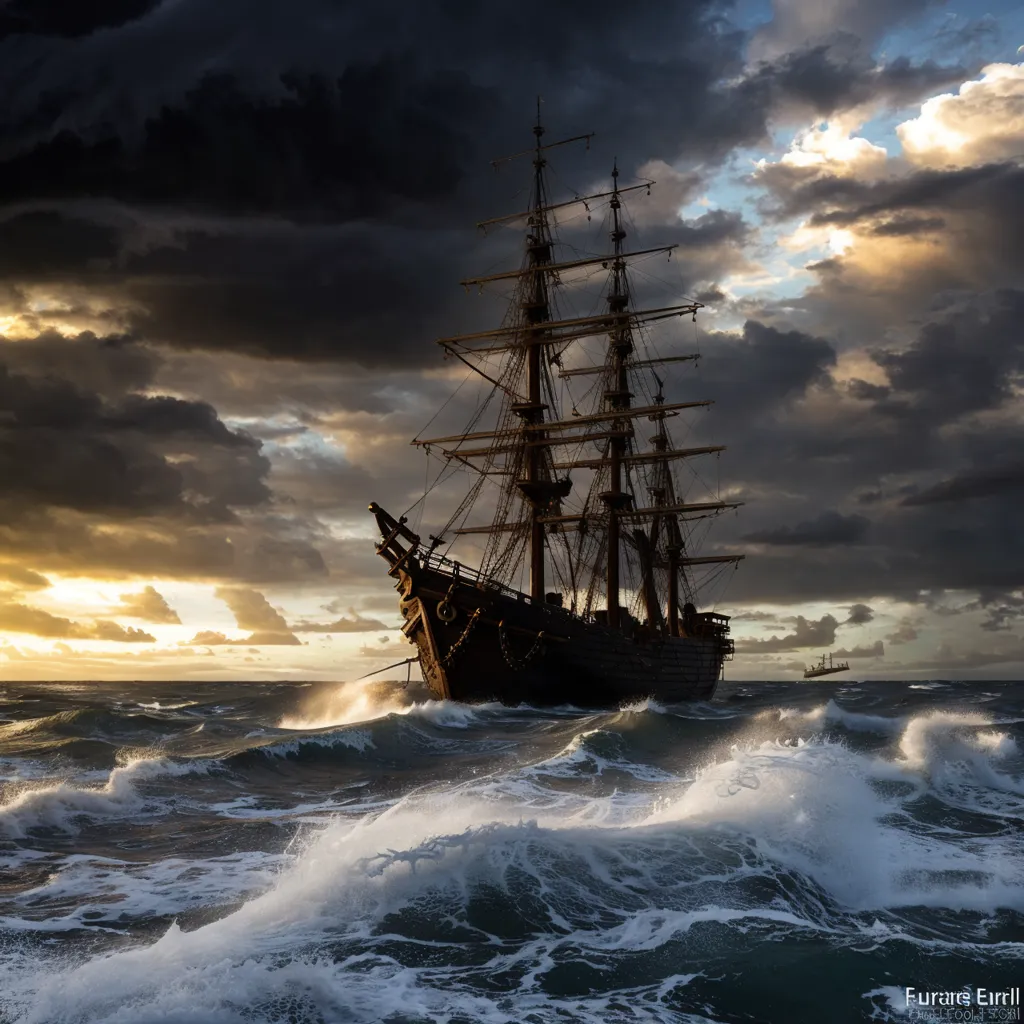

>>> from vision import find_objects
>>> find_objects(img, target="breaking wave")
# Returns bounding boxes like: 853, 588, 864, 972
0, 679, 1020, 1023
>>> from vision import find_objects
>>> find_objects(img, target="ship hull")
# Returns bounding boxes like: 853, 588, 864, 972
803, 666, 850, 679
396, 564, 724, 706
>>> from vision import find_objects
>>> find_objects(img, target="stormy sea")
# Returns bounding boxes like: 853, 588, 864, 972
0, 679, 1020, 1024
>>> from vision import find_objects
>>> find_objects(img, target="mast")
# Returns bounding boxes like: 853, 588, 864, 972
601, 162, 632, 628
650, 381, 683, 635
523, 99, 551, 602
411, 112, 744, 617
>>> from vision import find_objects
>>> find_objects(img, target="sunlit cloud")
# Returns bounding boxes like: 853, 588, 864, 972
897, 62, 1024, 168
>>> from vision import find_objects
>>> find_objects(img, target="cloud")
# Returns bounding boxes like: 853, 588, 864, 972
187, 630, 232, 646
293, 607, 390, 633
736, 613, 838, 652
743, 511, 870, 546
89, 620, 157, 643
0, 0, 162, 39
901, 462, 1024, 506
0, 337, 271, 518
833, 640, 884, 658
886, 621, 919, 645
0, 331, 329, 585
116, 585, 181, 624
754, 116, 889, 192
0, 565, 49, 589
0, 6, 1019, 679
975, 590, 1024, 632
871, 289, 1024, 422
901, 641, 1024, 671
897, 63, 1024, 168
750, 0, 938, 61
845, 602, 874, 624
0, 601, 154, 641
208, 586, 301, 645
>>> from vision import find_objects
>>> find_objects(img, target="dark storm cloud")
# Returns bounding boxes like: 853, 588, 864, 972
690, 288, 1024, 607
0, 0, 1016, 638
743, 511, 870, 546
805, 163, 1024, 234
0, 331, 330, 584
845, 603, 874, 625
0, 0, 161, 40
0, 211, 121, 275
743, 42, 967, 119
901, 462, 1024, 506
0, 329, 156, 396
871, 289, 1024, 423
696, 319, 837, 418
0, 354, 270, 518
0, 0, 972, 370
759, 160, 1023, 232
868, 215, 946, 237
735, 613, 838, 652
120, 222, 471, 364
0, 70, 484, 219
0, 1, 748, 215
975, 592, 1024, 633
676, 211, 751, 249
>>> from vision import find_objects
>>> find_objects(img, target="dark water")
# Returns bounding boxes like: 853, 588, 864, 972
0, 679, 1021, 1024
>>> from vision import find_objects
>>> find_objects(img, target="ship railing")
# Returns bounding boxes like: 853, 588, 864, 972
419, 550, 585, 624
421, 550, 525, 604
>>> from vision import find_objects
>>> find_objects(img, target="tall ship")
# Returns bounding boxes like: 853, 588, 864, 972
803, 653, 850, 679
370, 111, 744, 707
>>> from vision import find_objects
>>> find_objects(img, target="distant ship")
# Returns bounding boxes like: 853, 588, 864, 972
370, 109, 743, 707
803, 653, 850, 679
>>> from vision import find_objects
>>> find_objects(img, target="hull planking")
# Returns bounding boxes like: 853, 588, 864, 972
396, 561, 724, 706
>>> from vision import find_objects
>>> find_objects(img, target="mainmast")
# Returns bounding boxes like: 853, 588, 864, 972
601, 163, 632, 628
521, 101, 553, 602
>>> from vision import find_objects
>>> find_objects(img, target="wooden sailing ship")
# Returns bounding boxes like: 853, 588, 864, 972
370, 110, 744, 707
803, 653, 850, 679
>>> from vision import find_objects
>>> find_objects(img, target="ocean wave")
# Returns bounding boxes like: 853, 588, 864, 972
8, 757, 1019, 1024
897, 709, 1024, 815
1, 849, 287, 934
278, 678, 513, 732
778, 699, 905, 735
524, 727, 678, 783
643, 736, 1023, 914
234, 727, 376, 762
0, 679, 1020, 1024
0, 756, 205, 837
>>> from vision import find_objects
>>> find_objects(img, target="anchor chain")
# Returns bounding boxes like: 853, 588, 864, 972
498, 620, 546, 671
441, 608, 480, 666
437, 581, 459, 623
